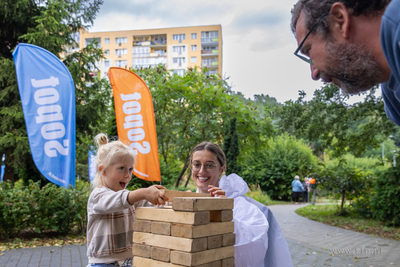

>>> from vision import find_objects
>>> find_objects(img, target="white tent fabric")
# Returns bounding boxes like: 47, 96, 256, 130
219, 174, 293, 267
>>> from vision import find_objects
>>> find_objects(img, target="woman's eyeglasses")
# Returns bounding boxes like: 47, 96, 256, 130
191, 161, 218, 173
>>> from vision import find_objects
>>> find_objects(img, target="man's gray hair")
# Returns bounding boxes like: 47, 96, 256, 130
295, 175, 300, 180
291, 0, 391, 37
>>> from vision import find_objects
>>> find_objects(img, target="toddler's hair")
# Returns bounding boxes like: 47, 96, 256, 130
91, 133, 136, 189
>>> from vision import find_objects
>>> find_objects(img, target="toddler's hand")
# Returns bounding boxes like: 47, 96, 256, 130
145, 185, 169, 205
208, 185, 226, 198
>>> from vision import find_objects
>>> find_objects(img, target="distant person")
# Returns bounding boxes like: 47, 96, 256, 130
291, 175, 303, 204
86, 133, 168, 267
290, 0, 400, 126
302, 178, 310, 203
189, 141, 293, 267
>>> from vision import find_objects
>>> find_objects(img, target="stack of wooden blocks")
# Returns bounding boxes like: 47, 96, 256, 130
132, 193, 235, 267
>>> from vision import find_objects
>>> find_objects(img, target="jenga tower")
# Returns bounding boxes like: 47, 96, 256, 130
133, 194, 235, 267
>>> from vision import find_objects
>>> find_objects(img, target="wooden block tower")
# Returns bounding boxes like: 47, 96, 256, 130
133, 193, 235, 267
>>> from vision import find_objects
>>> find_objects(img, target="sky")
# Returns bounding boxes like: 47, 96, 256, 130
89, 0, 368, 104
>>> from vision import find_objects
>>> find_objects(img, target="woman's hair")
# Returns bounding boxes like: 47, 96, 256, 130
189, 141, 226, 167
91, 133, 136, 189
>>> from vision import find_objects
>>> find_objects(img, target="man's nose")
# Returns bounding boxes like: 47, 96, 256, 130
311, 64, 320, 81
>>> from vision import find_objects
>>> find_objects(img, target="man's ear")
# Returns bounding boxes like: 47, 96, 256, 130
330, 2, 351, 39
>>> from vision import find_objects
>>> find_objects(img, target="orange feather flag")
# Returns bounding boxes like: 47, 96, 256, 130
107, 67, 161, 182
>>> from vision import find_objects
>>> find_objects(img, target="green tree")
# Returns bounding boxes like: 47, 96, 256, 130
133, 66, 275, 186
241, 134, 319, 200
0, 0, 109, 185
223, 117, 240, 175
278, 84, 395, 158
317, 161, 374, 212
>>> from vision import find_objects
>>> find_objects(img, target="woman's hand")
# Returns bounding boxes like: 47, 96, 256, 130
145, 185, 169, 205
208, 185, 226, 198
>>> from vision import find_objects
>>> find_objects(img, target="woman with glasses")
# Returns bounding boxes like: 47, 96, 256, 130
189, 142, 293, 267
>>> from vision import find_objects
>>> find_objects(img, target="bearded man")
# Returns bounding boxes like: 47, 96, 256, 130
291, 0, 400, 125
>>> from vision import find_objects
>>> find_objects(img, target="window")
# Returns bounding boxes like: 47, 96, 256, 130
202, 58, 216, 66
154, 49, 166, 56
104, 60, 110, 67
191, 33, 197, 39
173, 57, 185, 66
201, 31, 219, 38
172, 34, 185, 43
115, 60, 128, 67
191, 45, 197, 52
133, 47, 150, 57
173, 69, 184, 76
105, 38, 110, 44
104, 49, 110, 55
172, 46, 185, 54
201, 31, 219, 43
115, 37, 128, 44
115, 49, 128, 55
190, 56, 197, 63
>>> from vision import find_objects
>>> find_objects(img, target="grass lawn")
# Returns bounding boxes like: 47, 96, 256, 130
296, 204, 400, 241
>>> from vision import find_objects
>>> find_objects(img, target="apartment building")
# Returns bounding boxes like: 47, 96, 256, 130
76, 25, 222, 79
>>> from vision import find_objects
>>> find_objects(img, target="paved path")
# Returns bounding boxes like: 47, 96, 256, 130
0, 244, 88, 267
1, 204, 399, 266
269, 204, 400, 266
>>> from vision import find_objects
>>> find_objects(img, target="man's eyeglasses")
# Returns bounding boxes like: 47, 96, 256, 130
294, 13, 329, 65
191, 161, 218, 173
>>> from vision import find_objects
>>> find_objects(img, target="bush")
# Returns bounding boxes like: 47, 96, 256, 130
371, 165, 400, 226
245, 187, 274, 205
316, 161, 374, 211
351, 195, 373, 219
0, 182, 31, 237
0, 180, 90, 238
240, 134, 319, 200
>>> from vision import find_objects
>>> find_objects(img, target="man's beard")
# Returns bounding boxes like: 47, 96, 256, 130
322, 41, 385, 94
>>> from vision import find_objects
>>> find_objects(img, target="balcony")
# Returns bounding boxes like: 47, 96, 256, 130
132, 52, 167, 58
133, 40, 151, 46
201, 49, 219, 57
150, 40, 167, 48
202, 61, 218, 68
201, 37, 219, 45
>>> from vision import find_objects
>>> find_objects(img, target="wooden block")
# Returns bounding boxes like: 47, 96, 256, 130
209, 210, 233, 222
222, 233, 235, 247
171, 222, 234, 239
132, 243, 151, 258
136, 207, 210, 225
134, 219, 151, 233
221, 257, 234, 267
134, 256, 183, 267
207, 235, 222, 249
161, 189, 211, 200
151, 221, 171, 236
170, 246, 235, 266
151, 246, 171, 262
173, 197, 233, 212
133, 232, 207, 252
